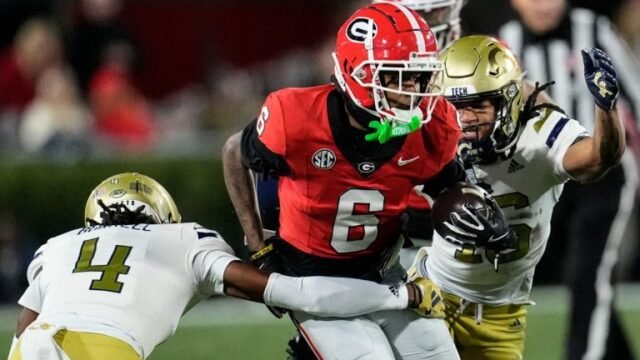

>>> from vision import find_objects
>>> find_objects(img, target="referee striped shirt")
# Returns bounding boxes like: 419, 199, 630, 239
499, 8, 640, 360
499, 8, 640, 133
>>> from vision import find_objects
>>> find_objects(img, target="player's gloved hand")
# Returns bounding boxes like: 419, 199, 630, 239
582, 48, 619, 111
484, 227, 518, 272
250, 238, 286, 318
444, 194, 508, 247
445, 194, 518, 271
408, 277, 446, 319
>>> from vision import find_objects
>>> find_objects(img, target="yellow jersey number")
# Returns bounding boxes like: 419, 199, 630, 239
73, 237, 132, 293
453, 192, 531, 265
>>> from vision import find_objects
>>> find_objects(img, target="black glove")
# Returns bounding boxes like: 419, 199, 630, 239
447, 195, 518, 271
582, 48, 619, 111
485, 227, 518, 272
249, 238, 286, 318
445, 195, 507, 246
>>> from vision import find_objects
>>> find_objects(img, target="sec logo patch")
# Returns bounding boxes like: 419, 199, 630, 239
312, 149, 336, 169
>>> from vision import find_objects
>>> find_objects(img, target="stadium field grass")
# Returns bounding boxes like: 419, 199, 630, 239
1, 285, 638, 359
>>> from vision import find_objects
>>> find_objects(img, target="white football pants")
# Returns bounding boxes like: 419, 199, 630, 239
290, 263, 459, 360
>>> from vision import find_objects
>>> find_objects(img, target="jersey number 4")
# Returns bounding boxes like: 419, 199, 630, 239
73, 237, 132, 293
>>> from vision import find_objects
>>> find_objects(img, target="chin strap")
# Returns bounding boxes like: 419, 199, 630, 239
365, 116, 422, 144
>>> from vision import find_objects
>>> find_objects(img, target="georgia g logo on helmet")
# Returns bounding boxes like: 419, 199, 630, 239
346, 17, 378, 43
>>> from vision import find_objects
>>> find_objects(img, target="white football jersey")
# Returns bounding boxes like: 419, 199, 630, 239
18, 223, 238, 358
425, 108, 589, 305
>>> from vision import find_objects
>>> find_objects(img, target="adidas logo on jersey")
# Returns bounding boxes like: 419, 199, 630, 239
509, 318, 523, 331
507, 159, 525, 173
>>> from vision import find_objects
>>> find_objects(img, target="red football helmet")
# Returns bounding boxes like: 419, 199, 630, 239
333, 2, 444, 126
374, 0, 465, 50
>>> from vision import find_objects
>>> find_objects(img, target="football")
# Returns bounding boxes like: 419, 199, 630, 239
430, 182, 493, 240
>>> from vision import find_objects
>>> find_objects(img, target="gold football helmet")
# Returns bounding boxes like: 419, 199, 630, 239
439, 35, 524, 164
84, 172, 181, 226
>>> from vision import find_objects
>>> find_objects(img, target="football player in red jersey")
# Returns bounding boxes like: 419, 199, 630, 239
373, 0, 467, 270
222, 3, 485, 359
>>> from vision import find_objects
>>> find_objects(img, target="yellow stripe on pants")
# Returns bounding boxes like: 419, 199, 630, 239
10, 329, 141, 360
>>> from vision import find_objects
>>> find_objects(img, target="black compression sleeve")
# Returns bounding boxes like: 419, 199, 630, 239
421, 157, 466, 198
240, 119, 290, 177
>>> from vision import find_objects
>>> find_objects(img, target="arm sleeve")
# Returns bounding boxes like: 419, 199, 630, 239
18, 275, 44, 313
263, 273, 409, 317
240, 92, 291, 177
188, 225, 241, 296
193, 250, 239, 296
421, 157, 467, 198
241, 119, 290, 177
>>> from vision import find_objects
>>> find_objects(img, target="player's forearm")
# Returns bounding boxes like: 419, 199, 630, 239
594, 106, 626, 166
572, 107, 626, 182
263, 273, 409, 317
221, 133, 265, 251
581, 106, 627, 182
16, 307, 39, 337
578, 47, 625, 181
222, 260, 271, 301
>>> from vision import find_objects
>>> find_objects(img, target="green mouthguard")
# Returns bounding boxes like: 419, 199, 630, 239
364, 116, 422, 144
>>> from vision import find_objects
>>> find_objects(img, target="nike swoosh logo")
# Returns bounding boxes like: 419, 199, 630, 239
398, 156, 420, 166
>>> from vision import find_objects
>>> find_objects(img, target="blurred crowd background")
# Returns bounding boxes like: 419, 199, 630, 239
1, 0, 639, 304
